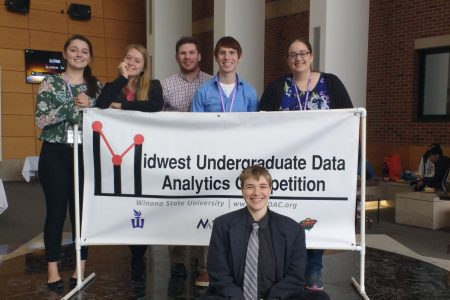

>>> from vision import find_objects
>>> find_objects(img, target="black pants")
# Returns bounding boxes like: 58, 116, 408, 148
203, 290, 330, 300
39, 142, 88, 262
129, 245, 147, 267
288, 290, 330, 300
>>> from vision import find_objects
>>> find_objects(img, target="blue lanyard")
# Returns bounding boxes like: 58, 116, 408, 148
216, 75, 238, 112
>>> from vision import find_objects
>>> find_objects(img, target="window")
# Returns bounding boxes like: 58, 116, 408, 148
418, 47, 450, 120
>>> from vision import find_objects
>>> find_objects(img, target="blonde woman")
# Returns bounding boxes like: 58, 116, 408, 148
96, 44, 163, 112
96, 44, 163, 281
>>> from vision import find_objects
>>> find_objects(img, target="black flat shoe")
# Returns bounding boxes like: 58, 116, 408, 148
69, 277, 78, 289
47, 279, 64, 291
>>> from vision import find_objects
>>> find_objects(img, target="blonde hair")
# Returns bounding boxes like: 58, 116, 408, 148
121, 44, 151, 101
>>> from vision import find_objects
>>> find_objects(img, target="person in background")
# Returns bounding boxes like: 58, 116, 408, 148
417, 143, 441, 182
203, 165, 330, 300
414, 144, 450, 192
259, 38, 353, 292
96, 44, 163, 281
35, 34, 102, 291
161, 36, 212, 288
192, 36, 259, 112
358, 148, 376, 180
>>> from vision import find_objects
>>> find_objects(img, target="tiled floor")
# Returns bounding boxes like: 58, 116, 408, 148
0, 181, 449, 299
1, 242, 449, 299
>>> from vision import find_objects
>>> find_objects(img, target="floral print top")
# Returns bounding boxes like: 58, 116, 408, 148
279, 73, 330, 111
35, 74, 102, 143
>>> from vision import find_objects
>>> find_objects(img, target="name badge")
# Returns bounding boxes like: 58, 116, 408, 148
67, 129, 82, 144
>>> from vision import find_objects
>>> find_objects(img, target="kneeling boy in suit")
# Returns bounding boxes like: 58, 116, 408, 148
203, 165, 330, 300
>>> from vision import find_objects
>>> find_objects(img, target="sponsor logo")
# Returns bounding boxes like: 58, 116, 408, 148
197, 218, 213, 230
131, 210, 145, 229
299, 218, 317, 231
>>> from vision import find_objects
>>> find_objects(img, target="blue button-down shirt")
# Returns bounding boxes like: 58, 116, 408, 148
192, 74, 259, 112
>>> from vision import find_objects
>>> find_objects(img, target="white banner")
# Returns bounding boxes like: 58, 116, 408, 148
81, 108, 360, 250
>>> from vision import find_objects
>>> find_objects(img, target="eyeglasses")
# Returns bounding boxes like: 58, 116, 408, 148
288, 51, 310, 60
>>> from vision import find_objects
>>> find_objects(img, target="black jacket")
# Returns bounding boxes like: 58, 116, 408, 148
260, 72, 353, 111
424, 155, 450, 190
96, 75, 163, 112
205, 208, 306, 300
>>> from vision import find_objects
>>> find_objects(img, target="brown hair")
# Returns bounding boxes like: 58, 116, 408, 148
175, 36, 200, 54
240, 165, 273, 187
63, 34, 99, 98
287, 38, 313, 56
214, 36, 242, 58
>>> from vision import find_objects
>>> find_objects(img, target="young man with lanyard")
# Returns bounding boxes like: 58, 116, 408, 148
190, 36, 257, 287
192, 36, 259, 112
162, 36, 212, 112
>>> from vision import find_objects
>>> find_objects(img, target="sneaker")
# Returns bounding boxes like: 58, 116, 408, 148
305, 273, 323, 291
195, 270, 209, 287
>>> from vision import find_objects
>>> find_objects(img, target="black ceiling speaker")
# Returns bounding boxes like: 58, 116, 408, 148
67, 3, 91, 20
4, 0, 30, 14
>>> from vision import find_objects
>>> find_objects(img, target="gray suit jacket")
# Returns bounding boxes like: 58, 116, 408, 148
205, 208, 306, 299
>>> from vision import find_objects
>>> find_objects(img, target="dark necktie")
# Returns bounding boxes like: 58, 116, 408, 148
243, 222, 259, 300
